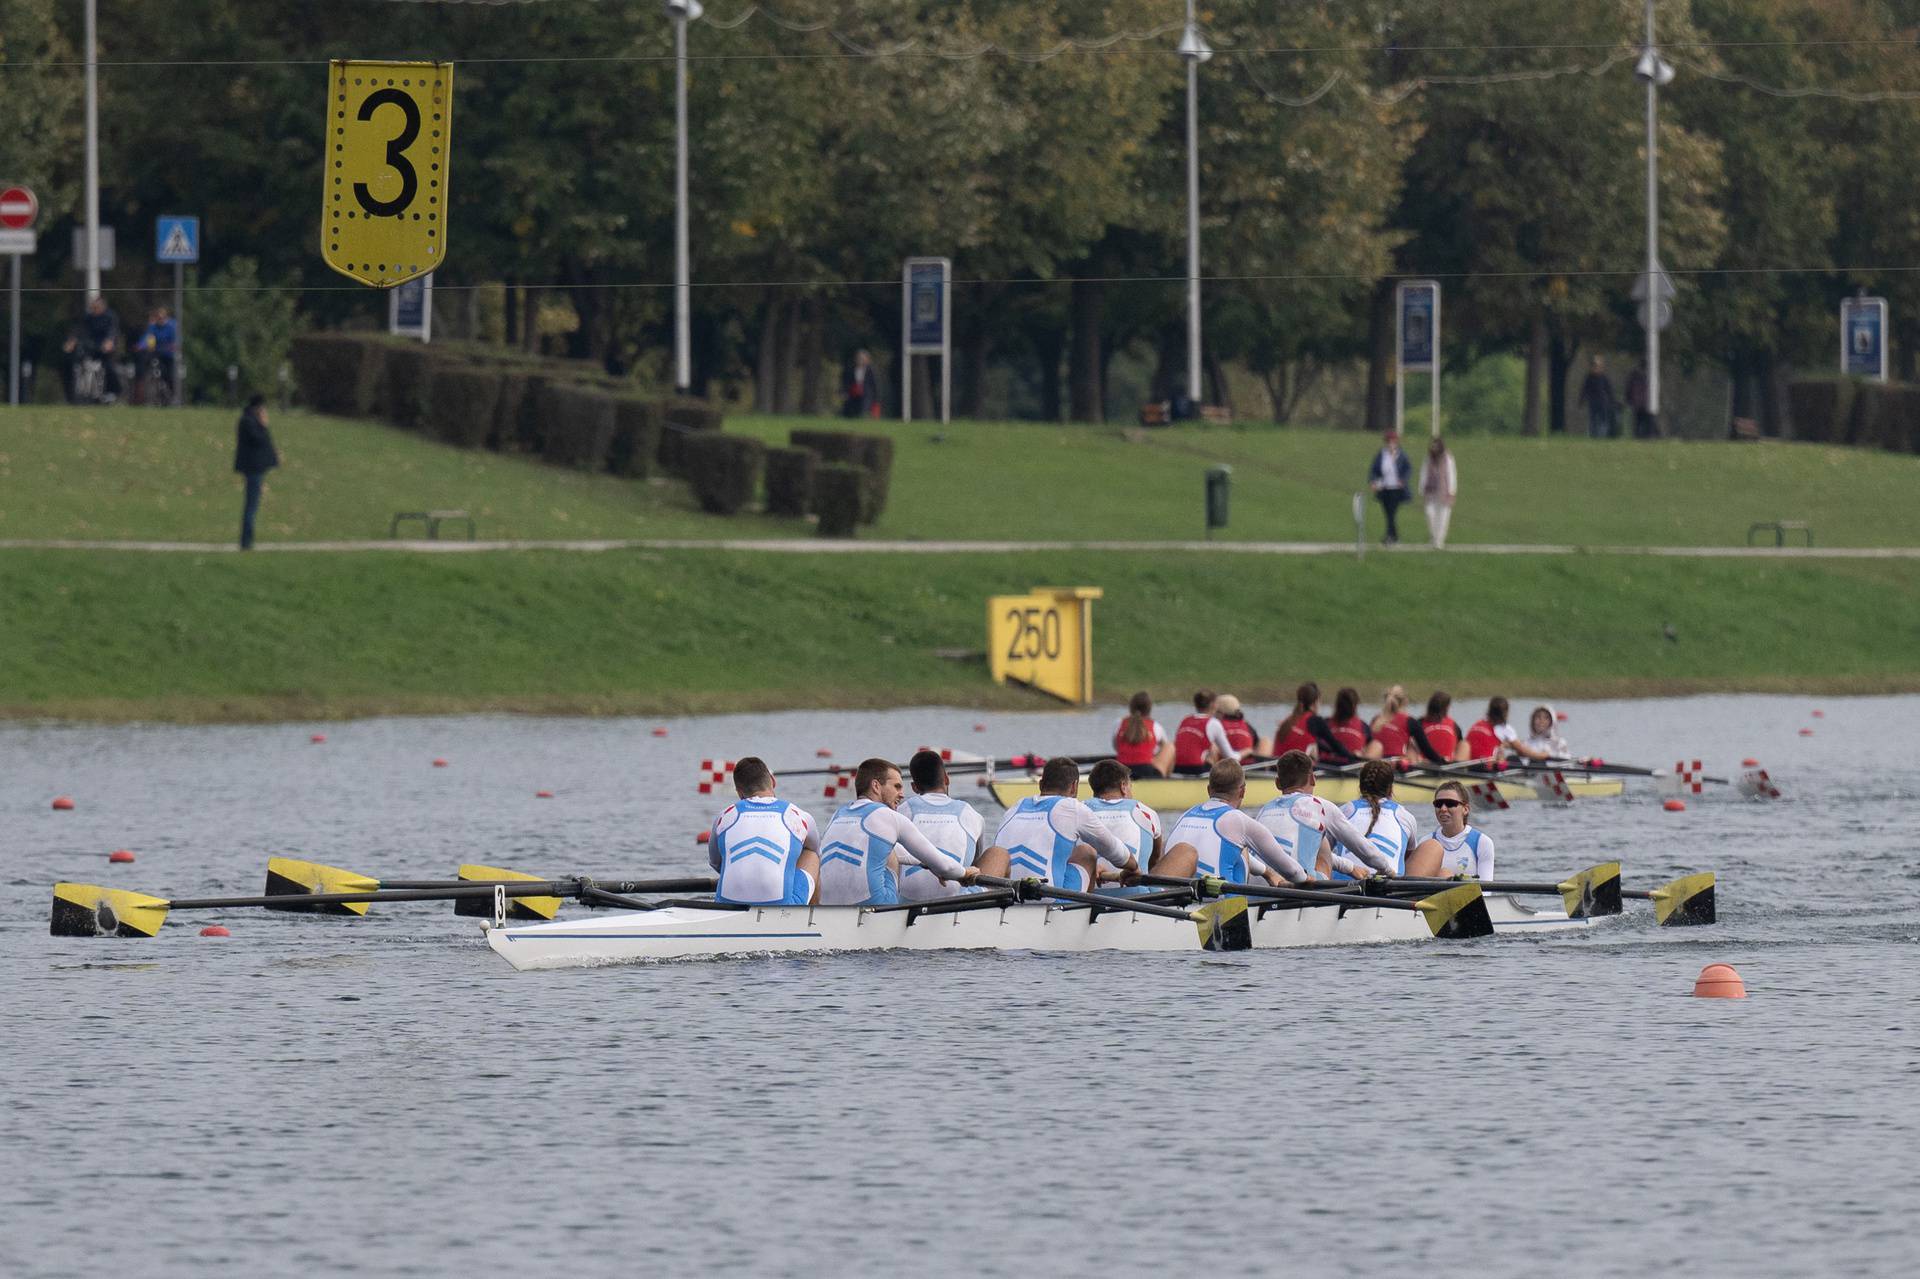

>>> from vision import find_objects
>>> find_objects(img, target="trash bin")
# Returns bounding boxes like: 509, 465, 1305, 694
1204, 464, 1231, 537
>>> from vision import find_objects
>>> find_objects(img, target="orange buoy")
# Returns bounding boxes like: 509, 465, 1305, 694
108, 849, 135, 864
310, 733, 327, 744
1663, 798, 1687, 812
651, 727, 669, 737
51, 796, 75, 811
695, 829, 711, 844
1811, 709, 1824, 718
815, 749, 833, 759
1010, 754, 1029, 767
1693, 963, 1746, 999
433, 757, 449, 767
535, 790, 554, 799
199, 925, 231, 938
1741, 757, 1760, 767
974, 723, 987, 732
1556, 711, 1569, 722
1798, 728, 1814, 737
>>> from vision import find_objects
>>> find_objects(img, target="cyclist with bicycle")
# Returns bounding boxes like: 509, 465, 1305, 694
136, 306, 180, 403
63, 295, 125, 403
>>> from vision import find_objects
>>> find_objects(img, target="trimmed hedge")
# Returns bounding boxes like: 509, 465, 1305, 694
492, 373, 531, 451
1884, 385, 1920, 453
540, 385, 619, 470
426, 367, 501, 449
659, 398, 725, 475
682, 433, 765, 515
383, 345, 437, 430
815, 463, 866, 538
289, 334, 388, 417
1786, 378, 1852, 444
608, 399, 663, 478
789, 429, 892, 522
764, 447, 817, 517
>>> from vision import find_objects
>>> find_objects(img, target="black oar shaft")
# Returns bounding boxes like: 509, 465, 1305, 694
1382, 877, 1569, 896
169, 882, 579, 911
1136, 873, 1420, 914
972, 874, 1196, 922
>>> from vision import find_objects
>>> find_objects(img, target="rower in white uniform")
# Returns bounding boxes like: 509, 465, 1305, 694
1335, 759, 1419, 880
899, 748, 986, 903
1154, 759, 1317, 886
1406, 780, 1497, 879
817, 757, 981, 906
1254, 750, 1395, 881
975, 756, 1139, 890
1083, 758, 1164, 873
708, 756, 821, 906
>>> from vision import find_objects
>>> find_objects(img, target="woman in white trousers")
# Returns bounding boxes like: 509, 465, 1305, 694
1419, 437, 1457, 549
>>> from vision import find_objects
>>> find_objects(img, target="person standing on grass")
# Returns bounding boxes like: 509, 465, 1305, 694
1578, 356, 1617, 439
1626, 361, 1657, 439
1419, 436, 1457, 549
233, 394, 279, 551
1367, 430, 1412, 545
841, 349, 879, 419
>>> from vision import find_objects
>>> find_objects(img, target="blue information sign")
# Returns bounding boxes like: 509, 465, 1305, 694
1399, 283, 1437, 370
155, 215, 200, 264
907, 261, 946, 351
1842, 297, 1887, 381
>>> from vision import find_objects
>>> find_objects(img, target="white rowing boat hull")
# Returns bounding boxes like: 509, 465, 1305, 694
485, 894, 1588, 971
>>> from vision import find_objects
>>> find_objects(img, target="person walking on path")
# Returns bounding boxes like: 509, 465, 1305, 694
1578, 356, 1617, 439
1419, 436, 1457, 549
1367, 430, 1412, 545
233, 395, 279, 551
841, 349, 879, 419
1626, 361, 1657, 439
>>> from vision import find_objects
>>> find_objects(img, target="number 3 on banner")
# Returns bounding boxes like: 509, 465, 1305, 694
322, 60, 454, 288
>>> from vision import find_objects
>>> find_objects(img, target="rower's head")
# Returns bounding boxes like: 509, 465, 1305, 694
1381, 684, 1408, 716
1431, 781, 1470, 833
1292, 682, 1320, 715
1274, 749, 1315, 794
1425, 690, 1452, 721
1038, 756, 1081, 798
1191, 688, 1216, 714
907, 748, 948, 795
1088, 758, 1131, 800
854, 757, 904, 808
1207, 758, 1246, 807
732, 756, 776, 798
1357, 759, 1395, 801
1486, 696, 1510, 726
1333, 687, 1360, 721
1530, 705, 1554, 736
1214, 693, 1243, 722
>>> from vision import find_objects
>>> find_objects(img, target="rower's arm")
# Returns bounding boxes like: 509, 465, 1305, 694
1474, 832, 1496, 881
1069, 804, 1135, 869
880, 809, 967, 880
1227, 811, 1310, 884
1205, 717, 1233, 760
1323, 803, 1392, 874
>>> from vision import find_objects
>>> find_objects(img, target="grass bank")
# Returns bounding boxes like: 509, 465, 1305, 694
4, 548, 1916, 721
5, 405, 1920, 547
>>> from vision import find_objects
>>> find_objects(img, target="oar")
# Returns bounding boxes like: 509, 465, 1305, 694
1371, 862, 1623, 919
261, 856, 716, 922
1622, 870, 1716, 926
1136, 873, 1494, 940
971, 873, 1252, 952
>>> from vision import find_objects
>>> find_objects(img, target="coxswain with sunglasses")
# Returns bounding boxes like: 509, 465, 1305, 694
1253, 750, 1396, 880
1406, 781, 1496, 879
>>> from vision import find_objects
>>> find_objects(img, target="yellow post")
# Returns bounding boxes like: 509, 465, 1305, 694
987, 587, 1102, 704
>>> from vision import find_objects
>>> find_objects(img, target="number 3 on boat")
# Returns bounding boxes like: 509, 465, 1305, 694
988, 587, 1101, 705
322, 59, 454, 288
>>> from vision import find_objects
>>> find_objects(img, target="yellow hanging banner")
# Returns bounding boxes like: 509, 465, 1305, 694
987, 587, 1102, 705
322, 60, 454, 288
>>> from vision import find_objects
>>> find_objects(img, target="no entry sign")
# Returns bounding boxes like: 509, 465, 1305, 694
0, 186, 38, 230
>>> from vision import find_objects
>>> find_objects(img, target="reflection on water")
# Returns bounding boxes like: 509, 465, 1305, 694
2, 696, 1917, 1277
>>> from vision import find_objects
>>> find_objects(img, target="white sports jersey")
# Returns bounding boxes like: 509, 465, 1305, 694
991, 794, 1133, 891
1422, 825, 1496, 880
1336, 797, 1419, 878
1163, 799, 1310, 884
817, 800, 966, 906
1085, 796, 1162, 868
1253, 791, 1391, 879
899, 791, 985, 903
709, 797, 818, 905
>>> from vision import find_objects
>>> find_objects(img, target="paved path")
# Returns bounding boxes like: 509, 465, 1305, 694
4, 537, 1918, 559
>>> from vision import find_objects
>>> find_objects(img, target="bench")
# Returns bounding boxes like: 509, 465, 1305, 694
1747, 520, 1812, 548
389, 509, 477, 541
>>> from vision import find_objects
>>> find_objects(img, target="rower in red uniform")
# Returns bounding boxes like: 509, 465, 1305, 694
1410, 690, 1464, 763
1214, 694, 1260, 762
1463, 696, 1519, 763
1171, 689, 1234, 777
1272, 682, 1323, 756
1112, 690, 1175, 779
1326, 687, 1380, 760
1371, 685, 1412, 758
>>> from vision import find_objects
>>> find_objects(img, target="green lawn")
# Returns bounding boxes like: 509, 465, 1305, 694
4, 547, 1916, 720
3, 405, 1918, 547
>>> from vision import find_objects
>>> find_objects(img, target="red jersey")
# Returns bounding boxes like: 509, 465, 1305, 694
1113, 718, 1162, 768
1274, 720, 1317, 755
1328, 716, 1370, 756
1420, 716, 1461, 759
1374, 713, 1410, 757
1221, 717, 1256, 758
1463, 720, 1504, 760
1173, 714, 1214, 770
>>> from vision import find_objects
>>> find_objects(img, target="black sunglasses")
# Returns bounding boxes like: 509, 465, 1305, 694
1431, 798, 1465, 809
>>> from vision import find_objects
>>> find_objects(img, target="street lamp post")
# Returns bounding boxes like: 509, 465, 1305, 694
84, 0, 100, 299
666, 0, 702, 393
1177, 4, 1211, 410
1636, 0, 1674, 433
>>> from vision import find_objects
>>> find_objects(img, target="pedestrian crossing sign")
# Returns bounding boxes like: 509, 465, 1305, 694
156, 216, 200, 264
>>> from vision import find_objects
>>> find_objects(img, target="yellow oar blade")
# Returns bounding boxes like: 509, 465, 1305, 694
52, 883, 170, 938
455, 864, 561, 920
1556, 861, 1623, 919
1414, 883, 1494, 939
265, 856, 378, 916
1194, 897, 1252, 951
1650, 871, 1716, 926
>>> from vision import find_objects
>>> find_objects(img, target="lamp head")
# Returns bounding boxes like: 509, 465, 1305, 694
665, 0, 703, 19
1634, 50, 1676, 87
1177, 25, 1213, 63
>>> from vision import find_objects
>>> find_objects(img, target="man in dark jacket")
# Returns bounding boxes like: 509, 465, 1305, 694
1366, 430, 1413, 545
1577, 355, 1617, 439
233, 395, 279, 550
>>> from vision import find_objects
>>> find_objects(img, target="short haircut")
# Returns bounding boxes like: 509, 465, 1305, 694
1087, 758, 1129, 795
1038, 756, 1080, 794
246, 393, 266, 410
1191, 688, 1216, 713
1207, 757, 1245, 797
732, 756, 774, 797
1274, 749, 1315, 789
854, 757, 897, 797
907, 748, 946, 791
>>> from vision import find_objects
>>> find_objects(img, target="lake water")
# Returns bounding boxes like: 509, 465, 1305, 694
3, 697, 1916, 1277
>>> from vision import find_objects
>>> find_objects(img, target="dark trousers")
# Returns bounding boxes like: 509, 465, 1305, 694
1377, 489, 1408, 542
1633, 410, 1658, 439
1587, 405, 1613, 439
240, 472, 265, 549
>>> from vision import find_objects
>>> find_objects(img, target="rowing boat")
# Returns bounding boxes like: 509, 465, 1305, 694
987, 774, 1625, 811
483, 893, 1587, 971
